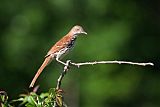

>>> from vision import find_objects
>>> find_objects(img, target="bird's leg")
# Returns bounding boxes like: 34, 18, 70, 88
56, 57, 67, 66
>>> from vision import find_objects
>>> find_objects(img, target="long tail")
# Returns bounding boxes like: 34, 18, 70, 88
29, 56, 52, 88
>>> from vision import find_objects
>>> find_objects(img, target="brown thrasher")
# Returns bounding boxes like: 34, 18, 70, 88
29, 25, 87, 88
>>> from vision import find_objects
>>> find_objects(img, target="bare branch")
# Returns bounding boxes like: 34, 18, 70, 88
56, 60, 71, 90
54, 60, 71, 107
54, 59, 153, 106
56, 60, 154, 89
70, 60, 154, 67
55, 60, 153, 89
53, 57, 154, 107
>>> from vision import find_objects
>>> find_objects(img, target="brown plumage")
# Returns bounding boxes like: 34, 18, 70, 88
29, 25, 87, 88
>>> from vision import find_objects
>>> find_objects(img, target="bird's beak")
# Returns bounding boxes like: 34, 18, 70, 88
81, 31, 87, 35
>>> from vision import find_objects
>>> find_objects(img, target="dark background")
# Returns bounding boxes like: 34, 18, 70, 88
0, 0, 159, 107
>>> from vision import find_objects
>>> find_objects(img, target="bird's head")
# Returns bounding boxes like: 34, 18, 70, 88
70, 25, 87, 36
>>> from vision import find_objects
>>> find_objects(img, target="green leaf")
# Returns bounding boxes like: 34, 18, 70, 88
25, 103, 35, 107
27, 96, 37, 106
48, 88, 55, 98
40, 93, 49, 99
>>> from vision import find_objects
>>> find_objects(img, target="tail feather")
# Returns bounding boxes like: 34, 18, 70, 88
29, 56, 52, 88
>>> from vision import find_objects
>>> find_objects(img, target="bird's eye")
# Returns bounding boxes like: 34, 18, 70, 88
75, 28, 79, 31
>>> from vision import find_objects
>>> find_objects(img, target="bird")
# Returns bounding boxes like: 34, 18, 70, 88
29, 25, 87, 88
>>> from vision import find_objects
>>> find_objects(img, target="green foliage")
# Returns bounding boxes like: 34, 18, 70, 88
0, 91, 13, 107
0, 89, 67, 107
12, 88, 67, 107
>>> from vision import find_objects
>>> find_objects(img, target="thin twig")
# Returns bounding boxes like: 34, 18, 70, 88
70, 60, 154, 67
56, 60, 153, 89
56, 60, 71, 90
54, 60, 70, 107
54, 60, 153, 106
55, 60, 153, 89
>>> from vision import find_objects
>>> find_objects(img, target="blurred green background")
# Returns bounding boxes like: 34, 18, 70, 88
0, 0, 159, 107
